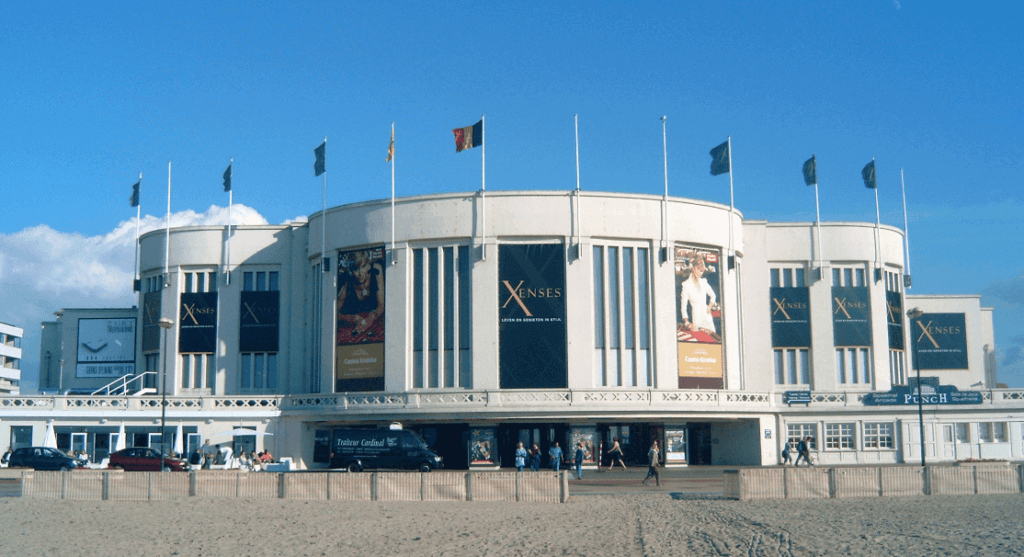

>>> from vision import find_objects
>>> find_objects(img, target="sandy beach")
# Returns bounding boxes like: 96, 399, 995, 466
1, 493, 1022, 556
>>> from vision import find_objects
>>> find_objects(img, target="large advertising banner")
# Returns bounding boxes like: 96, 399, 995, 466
886, 290, 904, 350
831, 287, 872, 346
770, 287, 811, 347
239, 291, 280, 352
336, 246, 386, 392
142, 291, 161, 352
178, 292, 218, 353
498, 244, 567, 389
76, 318, 137, 378
910, 312, 968, 369
675, 245, 724, 389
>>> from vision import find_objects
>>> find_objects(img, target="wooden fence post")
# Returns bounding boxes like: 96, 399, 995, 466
466, 472, 473, 502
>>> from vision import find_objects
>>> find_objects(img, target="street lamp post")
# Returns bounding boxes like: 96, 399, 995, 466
158, 318, 174, 471
907, 307, 926, 467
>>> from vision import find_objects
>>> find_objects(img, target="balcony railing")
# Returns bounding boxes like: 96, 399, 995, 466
1, 388, 1021, 416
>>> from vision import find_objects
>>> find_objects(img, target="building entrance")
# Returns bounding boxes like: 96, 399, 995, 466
687, 423, 712, 465
497, 424, 568, 469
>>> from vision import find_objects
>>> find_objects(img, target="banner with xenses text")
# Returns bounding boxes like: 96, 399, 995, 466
886, 290, 904, 350
179, 292, 218, 353
770, 287, 811, 347
239, 291, 280, 353
336, 246, 386, 392
142, 291, 162, 352
831, 287, 871, 346
910, 312, 968, 369
498, 244, 567, 389
675, 245, 723, 389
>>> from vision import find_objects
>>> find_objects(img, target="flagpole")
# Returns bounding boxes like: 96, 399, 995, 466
322, 137, 327, 274
165, 162, 171, 287
391, 123, 396, 266
575, 114, 582, 259
661, 116, 669, 263
481, 114, 486, 261
135, 173, 141, 287
227, 159, 233, 285
727, 136, 735, 263
900, 167, 911, 289
813, 157, 822, 273
872, 157, 880, 278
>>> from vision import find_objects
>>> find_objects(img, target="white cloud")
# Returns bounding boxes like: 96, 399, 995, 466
0, 205, 269, 392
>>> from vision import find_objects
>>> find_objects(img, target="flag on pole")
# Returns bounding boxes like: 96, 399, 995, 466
314, 141, 326, 176
453, 120, 483, 152
709, 140, 730, 175
386, 128, 394, 162
223, 162, 232, 192
130, 180, 140, 207
803, 155, 817, 186
862, 160, 877, 189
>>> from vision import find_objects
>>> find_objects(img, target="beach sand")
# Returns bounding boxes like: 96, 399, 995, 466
1, 494, 1022, 556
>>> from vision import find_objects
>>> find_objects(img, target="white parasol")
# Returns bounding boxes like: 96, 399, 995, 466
174, 422, 184, 455
214, 428, 272, 437
42, 421, 58, 449
115, 421, 126, 451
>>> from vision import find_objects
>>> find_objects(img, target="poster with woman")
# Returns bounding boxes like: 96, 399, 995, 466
674, 245, 724, 388
469, 428, 496, 466
336, 246, 386, 392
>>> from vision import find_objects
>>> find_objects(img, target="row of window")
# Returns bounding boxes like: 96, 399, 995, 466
142, 352, 278, 392
788, 421, 1016, 452
147, 270, 280, 294
787, 422, 895, 451
774, 348, 907, 387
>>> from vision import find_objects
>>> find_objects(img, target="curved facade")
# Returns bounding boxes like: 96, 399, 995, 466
12, 191, 1019, 470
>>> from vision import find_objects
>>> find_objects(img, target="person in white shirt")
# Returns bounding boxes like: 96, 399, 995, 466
680, 255, 717, 334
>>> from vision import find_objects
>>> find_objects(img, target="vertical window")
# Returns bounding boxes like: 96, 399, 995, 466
863, 423, 894, 449
955, 423, 970, 443
308, 262, 322, 393
244, 272, 254, 291
256, 272, 267, 291
774, 348, 811, 386
184, 273, 193, 293
825, 423, 855, 450
196, 272, 205, 293
770, 269, 780, 287
411, 245, 472, 389
240, 353, 277, 390
889, 350, 906, 386
787, 423, 817, 449
593, 245, 653, 387
836, 347, 872, 386
180, 354, 214, 391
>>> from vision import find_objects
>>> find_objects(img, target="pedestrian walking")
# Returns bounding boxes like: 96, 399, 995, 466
549, 442, 563, 472
530, 442, 541, 472
781, 441, 793, 466
514, 442, 527, 472
573, 442, 585, 480
607, 437, 627, 470
641, 441, 661, 487
795, 436, 813, 466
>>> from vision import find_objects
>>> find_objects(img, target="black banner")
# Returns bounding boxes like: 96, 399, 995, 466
179, 292, 218, 353
910, 313, 968, 369
499, 244, 567, 389
142, 291, 162, 352
770, 287, 811, 347
832, 287, 872, 346
886, 290, 904, 350
239, 291, 279, 352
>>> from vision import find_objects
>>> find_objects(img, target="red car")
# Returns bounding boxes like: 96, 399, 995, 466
108, 448, 191, 472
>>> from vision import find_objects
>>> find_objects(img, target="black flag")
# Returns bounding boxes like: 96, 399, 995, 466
709, 140, 730, 176
314, 141, 326, 176
130, 180, 140, 208
862, 160, 877, 189
223, 162, 232, 192
803, 155, 817, 186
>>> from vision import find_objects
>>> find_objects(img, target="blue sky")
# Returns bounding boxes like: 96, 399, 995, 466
2, 1, 1022, 389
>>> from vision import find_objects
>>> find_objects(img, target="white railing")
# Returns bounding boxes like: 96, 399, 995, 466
2, 388, 1022, 416
91, 372, 157, 396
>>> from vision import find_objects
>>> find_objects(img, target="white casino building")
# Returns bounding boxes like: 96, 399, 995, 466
2, 190, 1021, 469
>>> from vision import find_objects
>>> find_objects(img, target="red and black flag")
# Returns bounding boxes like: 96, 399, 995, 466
453, 120, 483, 152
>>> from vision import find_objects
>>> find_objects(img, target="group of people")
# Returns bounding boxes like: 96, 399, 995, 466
780, 436, 815, 466
189, 439, 274, 470
511, 437, 648, 483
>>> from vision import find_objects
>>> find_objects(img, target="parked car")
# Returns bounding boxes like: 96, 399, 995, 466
7, 447, 87, 471
108, 448, 191, 472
